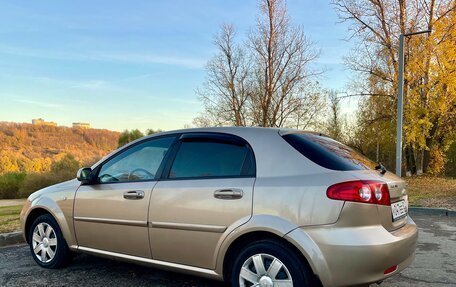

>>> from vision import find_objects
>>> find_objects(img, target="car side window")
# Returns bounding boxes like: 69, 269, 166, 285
168, 139, 252, 179
98, 137, 174, 183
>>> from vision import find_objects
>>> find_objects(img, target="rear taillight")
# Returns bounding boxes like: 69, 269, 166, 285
327, 180, 391, 206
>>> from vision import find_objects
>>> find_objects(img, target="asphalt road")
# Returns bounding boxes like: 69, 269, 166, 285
1, 210, 455, 287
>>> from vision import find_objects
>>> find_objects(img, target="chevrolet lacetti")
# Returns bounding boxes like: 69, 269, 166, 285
20, 127, 417, 287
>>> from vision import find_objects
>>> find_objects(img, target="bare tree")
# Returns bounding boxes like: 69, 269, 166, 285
288, 81, 327, 130
194, 0, 325, 130
326, 90, 344, 141
196, 24, 251, 126
249, 0, 320, 127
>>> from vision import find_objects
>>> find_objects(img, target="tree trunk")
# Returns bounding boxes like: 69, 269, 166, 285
405, 144, 417, 175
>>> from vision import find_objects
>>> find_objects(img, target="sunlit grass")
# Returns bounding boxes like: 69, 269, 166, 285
0, 205, 22, 233
406, 176, 456, 210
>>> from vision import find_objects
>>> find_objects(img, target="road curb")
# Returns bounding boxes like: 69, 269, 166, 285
0, 231, 24, 247
409, 206, 456, 217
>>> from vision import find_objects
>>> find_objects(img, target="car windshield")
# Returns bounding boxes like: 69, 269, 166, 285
282, 133, 377, 171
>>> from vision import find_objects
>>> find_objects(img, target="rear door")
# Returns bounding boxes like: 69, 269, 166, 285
149, 133, 255, 268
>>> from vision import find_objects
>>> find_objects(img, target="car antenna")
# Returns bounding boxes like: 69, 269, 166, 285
375, 163, 387, 175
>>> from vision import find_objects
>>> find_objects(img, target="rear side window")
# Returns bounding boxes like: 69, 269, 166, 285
169, 140, 252, 179
282, 133, 376, 171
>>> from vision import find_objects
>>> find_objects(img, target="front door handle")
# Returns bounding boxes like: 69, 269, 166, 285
123, 190, 145, 200
214, 189, 243, 200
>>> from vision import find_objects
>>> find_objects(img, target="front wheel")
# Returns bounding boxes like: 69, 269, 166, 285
28, 214, 72, 268
230, 239, 312, 287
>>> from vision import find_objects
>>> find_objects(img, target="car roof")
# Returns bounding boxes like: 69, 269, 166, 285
155, 126, 280, 135
149, 126, 324, 137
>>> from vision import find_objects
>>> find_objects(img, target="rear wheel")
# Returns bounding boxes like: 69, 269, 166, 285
28, 214, 71, 268
230, 239, 311, 287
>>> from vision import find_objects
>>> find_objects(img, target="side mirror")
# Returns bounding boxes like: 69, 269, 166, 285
77, 167, 94, 184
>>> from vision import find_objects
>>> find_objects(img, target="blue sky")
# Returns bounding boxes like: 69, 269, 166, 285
0, 0, 356, 131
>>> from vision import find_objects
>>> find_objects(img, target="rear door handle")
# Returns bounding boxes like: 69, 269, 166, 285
123, 190, 145, 200
214, 189, 243, 200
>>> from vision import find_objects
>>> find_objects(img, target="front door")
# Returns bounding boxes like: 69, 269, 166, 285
149, 133, 256, 268
74, 135, 175, 258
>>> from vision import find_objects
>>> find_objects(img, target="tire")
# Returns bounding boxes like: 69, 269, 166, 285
230, 239, 312, 287
28, 213, 72, 269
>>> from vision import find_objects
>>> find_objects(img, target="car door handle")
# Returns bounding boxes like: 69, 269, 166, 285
123, 190, 145, 200
214, 189, 243, 200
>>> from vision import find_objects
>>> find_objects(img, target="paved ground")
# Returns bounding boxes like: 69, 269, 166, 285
0, 199, 26, 207
381, 210, 456, 287
0, 210, 455, 287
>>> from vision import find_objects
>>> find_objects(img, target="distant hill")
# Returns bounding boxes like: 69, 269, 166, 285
0, 122, 120, 174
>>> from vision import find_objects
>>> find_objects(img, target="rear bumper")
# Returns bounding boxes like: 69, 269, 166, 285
285, 216, 418, 287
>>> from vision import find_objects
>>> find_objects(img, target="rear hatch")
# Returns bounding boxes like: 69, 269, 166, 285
352, 170, 408, 231
281, 131, 409, 231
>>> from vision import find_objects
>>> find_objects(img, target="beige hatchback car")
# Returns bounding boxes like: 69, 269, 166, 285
20, 127, 417, 287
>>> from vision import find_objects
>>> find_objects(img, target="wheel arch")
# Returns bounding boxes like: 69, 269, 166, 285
24, 207, 52, 243
23, 196, 77, 247
216, 215, 324, 285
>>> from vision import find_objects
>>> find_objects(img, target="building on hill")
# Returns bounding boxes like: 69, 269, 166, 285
32, 118, 57, 126
72, 122, 91, 129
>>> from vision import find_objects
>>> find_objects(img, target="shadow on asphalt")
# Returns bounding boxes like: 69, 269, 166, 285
0, 244, 227, 287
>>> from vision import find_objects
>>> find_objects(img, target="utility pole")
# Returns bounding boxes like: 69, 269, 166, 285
395, 30, 431, 177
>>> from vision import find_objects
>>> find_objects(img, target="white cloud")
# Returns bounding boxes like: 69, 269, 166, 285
0, 44, 205, 69
13, 98, 67, 110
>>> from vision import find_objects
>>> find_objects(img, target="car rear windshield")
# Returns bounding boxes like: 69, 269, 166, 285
282, 133, 377, 171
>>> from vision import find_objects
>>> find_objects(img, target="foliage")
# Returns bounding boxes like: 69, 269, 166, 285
18, 154, 82, 198
118, 129, 145, 147
445, 139, 456, 177
50, 154, 80, 177
332, 0, 455, 175
195, 0, 325, 130
0, 154, 81, 199
18, 172, 72, 199
0, 122, 119, 175
325, 90, 345, 142
117, 129, 162, 147
0, 173, 26, 199
146, 129, 162, 135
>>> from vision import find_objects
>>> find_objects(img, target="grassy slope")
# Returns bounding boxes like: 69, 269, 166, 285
0, 205, 22, 233
0, 121, 120, 170
406, 176, 456, 210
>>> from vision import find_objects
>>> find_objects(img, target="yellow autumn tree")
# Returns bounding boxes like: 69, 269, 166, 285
333, 0, 455, 175
406, 7, 456, 174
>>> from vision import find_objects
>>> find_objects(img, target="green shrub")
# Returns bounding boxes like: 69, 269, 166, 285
51, 154, 80, 177
18, 173, 55, 198
0, 172, 26, 199
0, 153, 81, 199
19, 172, 75, 199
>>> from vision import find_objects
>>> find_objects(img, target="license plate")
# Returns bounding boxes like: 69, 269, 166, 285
391, 200, 407, 221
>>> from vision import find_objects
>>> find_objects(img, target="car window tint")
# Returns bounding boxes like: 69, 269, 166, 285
98, 137, 174, 183
283, 133, 377, 171
169, 141, 249, 179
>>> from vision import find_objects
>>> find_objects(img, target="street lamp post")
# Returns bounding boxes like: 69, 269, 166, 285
395, 29, 431, 177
